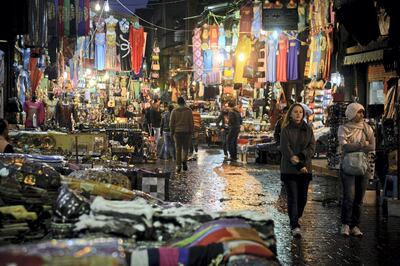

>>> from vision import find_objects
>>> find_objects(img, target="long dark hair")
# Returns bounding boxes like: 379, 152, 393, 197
281, 103, 305, 128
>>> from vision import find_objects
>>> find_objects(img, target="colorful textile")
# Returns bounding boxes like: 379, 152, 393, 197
239, 6, 253, 37
129, 26, 145, 75
209, 24, 219, 49
287, 39, 300, 80
203, 50, 213, 73
218, 25, 225, 49
117, 19, 132, 71
267, 36, 278, 82
23, 100, 45, 128
192, 28, 203, 81
252, 2, 262, 39
105, 16, 119, 70
276, 34, 288, 82
234, 36, 252, 84
159, 248, 179, 266
95, 33, 106, 70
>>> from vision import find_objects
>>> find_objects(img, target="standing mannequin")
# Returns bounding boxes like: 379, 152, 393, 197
23, 95, 45, 128
117, 18, 132, 71
55, 94, 76, 130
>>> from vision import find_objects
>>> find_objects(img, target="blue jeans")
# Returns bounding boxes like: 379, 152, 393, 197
340, 170, 368, 227
283, 178, 310, 229
163, 131, 175, 159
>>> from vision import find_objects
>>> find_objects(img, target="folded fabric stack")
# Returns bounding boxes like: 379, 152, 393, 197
0, 160, 62, 243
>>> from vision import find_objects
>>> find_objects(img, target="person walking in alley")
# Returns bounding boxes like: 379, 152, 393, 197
338, 103, 375, 237
190, 105, 202, 156
280, 103, 315, 238
150, 99, 162, 143
227, 101, 242, 162
216, 103, 230, 159
170, 97, 194, 173
160, 104, 175, 160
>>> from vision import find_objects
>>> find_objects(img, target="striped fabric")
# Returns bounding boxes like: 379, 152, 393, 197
192, 28, 204, 81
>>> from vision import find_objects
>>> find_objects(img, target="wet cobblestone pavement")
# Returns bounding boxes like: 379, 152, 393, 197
149, 147, 400, 266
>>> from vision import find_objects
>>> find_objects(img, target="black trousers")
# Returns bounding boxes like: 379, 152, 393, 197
228, 128, 240, 160
283, 178, 311, 229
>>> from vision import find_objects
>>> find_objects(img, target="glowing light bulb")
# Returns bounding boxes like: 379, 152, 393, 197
104, 72, 109, 80
63, 71, 68, 79
104, 0, 110, 12
95, 2, 101, 11
238, 53, 246, 62
86, 69, 92, 75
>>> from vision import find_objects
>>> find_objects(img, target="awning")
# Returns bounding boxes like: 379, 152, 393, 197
343, 49, 384, 65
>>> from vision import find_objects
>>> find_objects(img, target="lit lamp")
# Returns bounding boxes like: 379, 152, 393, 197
238, 53, 246, 62
95, 2, 101, 11
104, 0, 110, 12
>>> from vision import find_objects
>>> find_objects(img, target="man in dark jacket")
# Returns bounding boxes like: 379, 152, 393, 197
170, 97, 194, 173
227, 101, 242, 161
160, 104, 175, 160
216, 103, 230, 159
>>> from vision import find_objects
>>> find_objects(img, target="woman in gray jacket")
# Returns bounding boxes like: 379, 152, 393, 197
280, 103, 315, 238
338, 103, 375, 237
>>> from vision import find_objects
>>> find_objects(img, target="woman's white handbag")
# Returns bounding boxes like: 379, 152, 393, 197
342, 152, 368, 176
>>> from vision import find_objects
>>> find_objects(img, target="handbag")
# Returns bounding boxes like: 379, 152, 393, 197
342, 122, 370, 176
342, 152, 368, 176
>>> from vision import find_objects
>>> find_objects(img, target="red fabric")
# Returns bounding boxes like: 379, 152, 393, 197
228, 244, 275, 259
276, 35, 288, 82
209, 25, 218, 49
29, 54, 43, 94
23, 100, 45, 128
129, 26, 145, 75
159, 247, 179, 266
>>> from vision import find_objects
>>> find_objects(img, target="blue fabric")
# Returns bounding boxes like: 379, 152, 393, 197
203, 50, 213, 73
252, 3, 262, 39
178, 248, 189, 265
78, 0, 85, 36
95, 33, 106, 70
22, 49, 30, 70
218, 26, 225, 49
267, 37, 278, 82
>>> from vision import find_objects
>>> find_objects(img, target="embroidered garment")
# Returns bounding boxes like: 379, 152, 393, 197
105, 16, 119, 70
209, 25, 219, 49
117, 19, 131, 71
252, 3, 262, 39
218, 25, 225, 49
192, 28, 203, 81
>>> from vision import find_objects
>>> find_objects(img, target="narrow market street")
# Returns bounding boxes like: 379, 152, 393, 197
150, 147, 400, 266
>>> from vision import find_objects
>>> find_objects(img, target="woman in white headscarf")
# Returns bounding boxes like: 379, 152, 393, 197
338, 103, 375, 237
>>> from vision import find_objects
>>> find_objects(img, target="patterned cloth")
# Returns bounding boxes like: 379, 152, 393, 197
192, 28, 203, 81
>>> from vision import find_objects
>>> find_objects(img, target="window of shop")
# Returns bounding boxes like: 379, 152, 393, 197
368, 81, 384, 104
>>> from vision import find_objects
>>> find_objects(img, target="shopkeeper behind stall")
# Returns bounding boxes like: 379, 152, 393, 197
0, 119, 14, 153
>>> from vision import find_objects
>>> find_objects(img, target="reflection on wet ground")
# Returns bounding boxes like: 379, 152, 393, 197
153, 147, 400, 265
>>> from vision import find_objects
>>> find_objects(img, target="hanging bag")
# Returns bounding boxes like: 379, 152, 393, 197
341, 123, 369, 176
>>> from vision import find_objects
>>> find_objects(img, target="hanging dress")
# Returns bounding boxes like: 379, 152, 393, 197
233, 36, 252, 84
105, 16, 119, 70
95, 19, 106, 71
239, 5, 253, 37
252, 2, 262, 39
276, 34, 288, 82
129, 25, 145, 75
117, 18, 132, 71
231, 23, 239, 51
287, 38, 300, 81
209, 24, 219, 49
267, 36, 278, 83
218, 25, 226, 50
